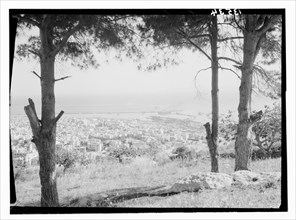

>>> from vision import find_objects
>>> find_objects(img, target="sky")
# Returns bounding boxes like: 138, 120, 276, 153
10, 19, 278, 116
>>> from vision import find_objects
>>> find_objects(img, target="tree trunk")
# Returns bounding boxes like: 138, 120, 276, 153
234, 27, 259, 171
204, 123, 218, 172
204, 16, 219, 173
38, 56, 59, 207
24, 22, 60, 206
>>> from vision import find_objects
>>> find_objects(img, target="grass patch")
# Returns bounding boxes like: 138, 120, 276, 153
117, 182, 281, 208
14, 157, 282, 207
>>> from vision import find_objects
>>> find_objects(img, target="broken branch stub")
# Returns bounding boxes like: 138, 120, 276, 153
24, 99, 41, 140
55, 110, 64, 123
204, 122, 212, 139
55, 76, 71, 82
204, 122, 219, 172
49, 110, 64, 131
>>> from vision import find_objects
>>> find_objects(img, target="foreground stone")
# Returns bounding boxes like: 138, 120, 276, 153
231, 170, 281, 186
171, 172, 234, 192
68, 171, 281, 207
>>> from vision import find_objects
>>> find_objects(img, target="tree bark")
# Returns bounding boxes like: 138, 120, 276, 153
204, 16, 219, 173
25, 21, 60, 206
234, 17, 259, 171
234, 15, 280, 171
39, 56, 59, 207
30, 56, 59, 207
204, 123, 218, 172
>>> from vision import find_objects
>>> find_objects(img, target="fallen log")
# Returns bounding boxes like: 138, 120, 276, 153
69, 184, 194, 207
67, 172, 232, 207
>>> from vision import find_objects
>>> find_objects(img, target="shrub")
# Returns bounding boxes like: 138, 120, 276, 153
220, 102, 282, 160
107, 144, 138, 163
252, 103, 282, 155
219, 111, 237, 142
56, 146, 92, 171
171, 146, 198, 161
56, 147, 78, 171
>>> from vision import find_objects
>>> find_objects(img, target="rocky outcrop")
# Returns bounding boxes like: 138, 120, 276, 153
170, 172, 233, 192
169, 171, 281, 192
232, 170, 281, 186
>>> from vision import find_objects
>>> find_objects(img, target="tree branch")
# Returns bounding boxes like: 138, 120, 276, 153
24, 99, 41, 142
32, 71, 41, 79
195, 66, 212, 80
110, 15, 133, 23
218, 57, 242, 66
256, 15, 281, 35
51, 22, 82, 56
190, 34, 211, 39
267, 141, 274, 151
28, 98, 39, 122
218, 36, 244, 42
13, 14, 40, 27
28, 49, 41, 57
185, 37, 212, 62
234, 16, 243, 31
54, 111, 64, 124
55, 76, 72, 82
254, 133, 263, 149
49, 111, 64, 131
176, 29, 212, 62
218, 66, 241, 80
204, 122, 212, 138
253, 64, 273, 84
193, 66, 212, 93
204, 122, 218, 169
254, 33, 266, 59
218, 22, 239, 29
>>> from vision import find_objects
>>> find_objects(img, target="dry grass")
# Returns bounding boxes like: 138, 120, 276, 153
14, 157, 282, 207
118, 183, 281, 208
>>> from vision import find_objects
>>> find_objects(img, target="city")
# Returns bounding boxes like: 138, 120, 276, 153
10, 113, 207, 168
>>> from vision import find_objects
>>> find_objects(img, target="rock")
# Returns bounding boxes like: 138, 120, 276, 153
231, 170, 281, 186
170, 172, 234, 192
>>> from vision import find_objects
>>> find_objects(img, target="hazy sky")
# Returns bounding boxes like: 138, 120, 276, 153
10, 21, 277, 115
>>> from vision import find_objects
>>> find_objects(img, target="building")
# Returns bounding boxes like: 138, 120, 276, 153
25, 152, 38, 166
88, 138, 103, 152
